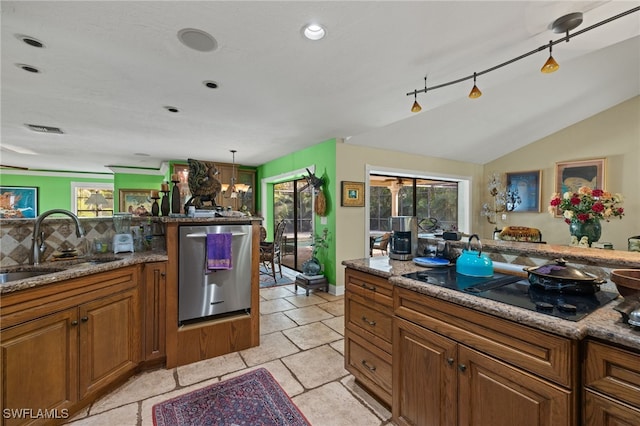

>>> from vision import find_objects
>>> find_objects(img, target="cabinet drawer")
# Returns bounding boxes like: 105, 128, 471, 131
346, 293, 393, 344
394, 286, 576, 388
584, 340, 640, 409
345, 330, 392, 405
345, 268, 392, 307
584, 389, 640, 425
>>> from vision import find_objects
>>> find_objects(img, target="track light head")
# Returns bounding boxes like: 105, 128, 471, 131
468, 73, 482, 99
411, 90, 422, 113
541, 41, 560, 73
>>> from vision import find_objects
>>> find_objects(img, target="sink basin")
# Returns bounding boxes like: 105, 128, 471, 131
0, 269, 64, 284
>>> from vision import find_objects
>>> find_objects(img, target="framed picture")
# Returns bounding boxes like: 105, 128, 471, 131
0, 186, 39, 218
505, 170, 542, 212
554, 158, 605, 216
341, 181, 365, 207
119, 189, 153, 216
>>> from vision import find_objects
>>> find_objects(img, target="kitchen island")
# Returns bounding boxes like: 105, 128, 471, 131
343, 246, 640, 426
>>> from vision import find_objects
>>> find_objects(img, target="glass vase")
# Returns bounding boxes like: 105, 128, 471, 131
569, 219, 601, 246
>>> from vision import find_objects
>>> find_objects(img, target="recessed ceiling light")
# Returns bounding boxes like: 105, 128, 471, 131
301, 23, 327, 41
177, 28, 217, 52
16, 34, 45, 48
16, 64, 40, 73
164, 106, 180, 113
203, 80, 219, 89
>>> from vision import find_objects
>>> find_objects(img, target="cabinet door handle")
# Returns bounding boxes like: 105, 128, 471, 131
361, 316, 376, 326
458, 364, 467, 372
447, 357, 454, 366
361, 360, 377, 371
81, 316, 89, 322
160, 272, 166, 278
361, 283, 376, 291
71, 320, 78, 326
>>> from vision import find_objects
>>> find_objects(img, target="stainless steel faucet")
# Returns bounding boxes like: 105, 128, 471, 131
30, 209, 85, 265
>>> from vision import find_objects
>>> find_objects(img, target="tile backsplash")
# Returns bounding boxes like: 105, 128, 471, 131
1, 217, 165, 267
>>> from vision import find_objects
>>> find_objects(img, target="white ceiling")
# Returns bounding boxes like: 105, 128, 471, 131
1, 1, 639, 174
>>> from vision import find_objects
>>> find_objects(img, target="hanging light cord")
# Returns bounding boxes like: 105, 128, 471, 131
406, 6, 640, 97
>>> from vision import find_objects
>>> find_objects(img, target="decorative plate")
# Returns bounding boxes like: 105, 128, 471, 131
413, 257, 451, 268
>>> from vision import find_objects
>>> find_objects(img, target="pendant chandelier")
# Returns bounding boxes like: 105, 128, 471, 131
223, 149, 238, 199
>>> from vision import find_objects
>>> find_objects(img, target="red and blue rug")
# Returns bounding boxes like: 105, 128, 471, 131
152, 368, 310, 426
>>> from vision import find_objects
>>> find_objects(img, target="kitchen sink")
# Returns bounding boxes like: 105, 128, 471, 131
0, 269, 65, 284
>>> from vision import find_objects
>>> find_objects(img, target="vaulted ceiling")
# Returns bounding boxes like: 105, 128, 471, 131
2, 1, 638, 173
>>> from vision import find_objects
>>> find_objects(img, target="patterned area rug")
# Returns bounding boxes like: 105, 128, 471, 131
259, 266, 295, 288
152, 368, 310, 426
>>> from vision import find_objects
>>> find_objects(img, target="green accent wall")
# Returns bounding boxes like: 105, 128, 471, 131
256, 139, 337, 286
0, 172, 113, 213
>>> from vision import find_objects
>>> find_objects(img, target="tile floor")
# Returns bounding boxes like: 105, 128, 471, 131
64, 278, 394, 426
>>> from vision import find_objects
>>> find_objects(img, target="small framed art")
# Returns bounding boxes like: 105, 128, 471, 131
119, 189, 153, 216
341, 181, 365, 207
0, 186, 39, 218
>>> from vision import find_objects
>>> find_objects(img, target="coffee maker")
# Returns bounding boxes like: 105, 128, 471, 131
389, 216, 417, 260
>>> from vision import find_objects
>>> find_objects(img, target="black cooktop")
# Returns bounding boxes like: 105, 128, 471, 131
402, 267, 618, 321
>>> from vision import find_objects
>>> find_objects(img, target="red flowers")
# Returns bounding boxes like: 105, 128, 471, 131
548, 186, 625, 223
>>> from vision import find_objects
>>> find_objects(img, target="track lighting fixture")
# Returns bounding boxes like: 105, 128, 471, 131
468, 73, 482, 99
411, 76, 427, 113
540, 41, 560, 73
410, 91, 422, 113
407, 6, 639, 111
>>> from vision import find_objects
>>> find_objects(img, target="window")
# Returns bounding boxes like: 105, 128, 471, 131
369, 174, 459, 233
72, 182, 114, 217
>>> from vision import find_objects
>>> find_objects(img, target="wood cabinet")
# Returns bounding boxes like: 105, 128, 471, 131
142, 261, 166, 364
0, 267, 141, 426
0, 309, 78, 426
583, 340, 640, 425
344, 268, 393, 406
393, 286, 575, 426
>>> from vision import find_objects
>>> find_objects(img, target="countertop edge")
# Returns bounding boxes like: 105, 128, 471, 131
1, 252, 168, 294
343, 258, 639, 350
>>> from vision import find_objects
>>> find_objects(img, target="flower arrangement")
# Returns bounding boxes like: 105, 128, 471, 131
548, 186, 624, 223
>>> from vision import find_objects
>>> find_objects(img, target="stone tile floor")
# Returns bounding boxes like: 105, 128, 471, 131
65, 282, 394, 426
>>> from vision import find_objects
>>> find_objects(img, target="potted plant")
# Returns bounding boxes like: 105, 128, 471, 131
302, 227, 330, 276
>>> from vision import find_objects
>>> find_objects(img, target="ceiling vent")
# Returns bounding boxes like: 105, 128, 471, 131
25, 124, 64, 134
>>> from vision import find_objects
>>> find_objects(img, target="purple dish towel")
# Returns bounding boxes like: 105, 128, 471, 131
206, 233, 232, 270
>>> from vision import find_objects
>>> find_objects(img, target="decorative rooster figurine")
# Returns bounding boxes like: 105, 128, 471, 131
184, 158, 222, 210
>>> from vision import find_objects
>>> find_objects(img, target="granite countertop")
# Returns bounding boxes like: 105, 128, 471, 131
0, 251, 168, 295
342, 256, 640, 351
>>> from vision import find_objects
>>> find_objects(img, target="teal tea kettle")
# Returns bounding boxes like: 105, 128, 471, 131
456, 234, 494, 277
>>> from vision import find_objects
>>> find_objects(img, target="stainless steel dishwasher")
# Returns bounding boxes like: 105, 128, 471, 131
178, 223, 252, 325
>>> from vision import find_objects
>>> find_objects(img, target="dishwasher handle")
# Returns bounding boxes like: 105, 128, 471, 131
186, 232, 248, 238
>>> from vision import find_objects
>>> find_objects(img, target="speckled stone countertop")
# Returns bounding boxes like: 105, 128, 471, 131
342, 256, 640, 351
0, 251, 168, 295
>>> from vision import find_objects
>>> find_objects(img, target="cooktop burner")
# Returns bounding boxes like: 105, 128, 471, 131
402, 268, 618, 321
